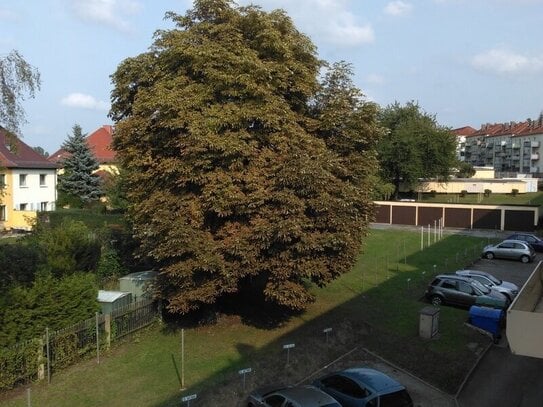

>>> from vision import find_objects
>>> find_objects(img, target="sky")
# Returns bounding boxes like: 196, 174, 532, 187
1, 0, 543, 154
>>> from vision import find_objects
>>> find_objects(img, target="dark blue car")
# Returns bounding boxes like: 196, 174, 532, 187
505, 233, 543, 252
313, 367, 413, 407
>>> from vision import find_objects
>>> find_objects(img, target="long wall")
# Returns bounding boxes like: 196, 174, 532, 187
374, 201, 539, 231
507, 262, 543, 358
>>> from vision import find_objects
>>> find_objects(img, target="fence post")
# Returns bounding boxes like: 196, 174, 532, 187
104, 314, 111, 348
96, 312, 100, 364
45, 328, 51, 384
37, 338, 45, 381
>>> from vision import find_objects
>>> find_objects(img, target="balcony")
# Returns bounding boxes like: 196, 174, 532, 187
530, 167, 539, 173
512, 143, 520, 149
531, 153, 539, 160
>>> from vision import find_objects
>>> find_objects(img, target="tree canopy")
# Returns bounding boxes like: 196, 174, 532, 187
0, 50, 41, 135
377, 101, 458, 198
58, 124, 102, 206
110, 0, 380, 314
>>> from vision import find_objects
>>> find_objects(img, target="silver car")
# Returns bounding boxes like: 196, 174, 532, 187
455, 270, 519, 301
482, 239, 536, 263
247, 384, 341, 407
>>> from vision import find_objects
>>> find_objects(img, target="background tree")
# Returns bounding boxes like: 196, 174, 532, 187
0, 50, 41, 135
32, 146, 49, 157
110, 0, 379, 314
377, 101, 458, 198
455, 161, 476, 178
57, 124, 102, 207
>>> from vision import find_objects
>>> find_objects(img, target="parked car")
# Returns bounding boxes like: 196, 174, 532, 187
455, 270, 519, 301
425, 274, 508, 308
247, 384, 341, 407
482, 239, 536, 263
312, 367, 413, 407
505, 233, 543, 252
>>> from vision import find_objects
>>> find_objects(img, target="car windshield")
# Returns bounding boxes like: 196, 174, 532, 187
471, 280, 490, 294
486, 274, 501, 285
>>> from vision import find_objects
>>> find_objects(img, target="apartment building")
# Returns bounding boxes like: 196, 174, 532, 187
458, 115, 543, 177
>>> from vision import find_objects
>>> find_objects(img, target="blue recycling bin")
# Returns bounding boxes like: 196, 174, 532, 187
469, 306, 504, 340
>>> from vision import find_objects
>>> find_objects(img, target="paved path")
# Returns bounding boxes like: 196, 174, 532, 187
457, 341, 543, 407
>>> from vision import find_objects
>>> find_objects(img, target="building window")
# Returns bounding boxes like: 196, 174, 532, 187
40, 202, 48, 211
0, 174, 5, 188
19, 174, 27, 187
40, 174, 47, 186
19, 203, 27, 211
0, 205, 5, 221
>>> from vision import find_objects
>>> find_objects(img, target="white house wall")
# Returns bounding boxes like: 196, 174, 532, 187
11, 168, 57, 211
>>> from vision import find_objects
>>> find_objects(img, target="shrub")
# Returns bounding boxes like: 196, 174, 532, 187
484, 189, 492, 197
430, 190, 436, 197
460, 190, 468, 197
512, 188, 519, 196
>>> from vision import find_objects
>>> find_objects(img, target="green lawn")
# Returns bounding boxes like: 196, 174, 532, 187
418, 191, 543, 206
1, 229, 492, 406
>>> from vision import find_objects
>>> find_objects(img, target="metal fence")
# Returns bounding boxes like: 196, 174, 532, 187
0, 299, 158, 391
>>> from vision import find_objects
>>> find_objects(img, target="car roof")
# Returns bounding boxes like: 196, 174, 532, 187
337, 368, 404, 394
435, 274, 472, 282
278, 385, 340, 405
456, 270, 491, 278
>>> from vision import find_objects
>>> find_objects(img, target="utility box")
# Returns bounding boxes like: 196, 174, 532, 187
98, 290, 132, 314
419, 306, 440, 339
469, 305, 504, 340
119, 270, 157, 302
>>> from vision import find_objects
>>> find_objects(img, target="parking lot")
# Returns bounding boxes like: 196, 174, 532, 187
456, 251, 543, 407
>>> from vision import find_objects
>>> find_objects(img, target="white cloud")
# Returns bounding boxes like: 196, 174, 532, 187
366, 73, 385, 85
471, 48, 543, 75
61, 93, 109, 110
71, 0, 142, 32
238, 0, 374, 47
384, 1, 412, 16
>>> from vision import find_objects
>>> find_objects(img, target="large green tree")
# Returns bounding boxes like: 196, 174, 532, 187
58, 124, 102, 206
110, 0, 380, 314
377, 101, 458, 198
0, 50, 41, 134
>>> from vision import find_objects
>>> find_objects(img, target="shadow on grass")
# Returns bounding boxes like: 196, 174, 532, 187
151, 231, 494, 407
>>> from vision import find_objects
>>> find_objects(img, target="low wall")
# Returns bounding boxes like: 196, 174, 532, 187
507, 262, 543, 358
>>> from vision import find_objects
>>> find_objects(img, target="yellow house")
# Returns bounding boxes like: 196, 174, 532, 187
0, 129, 58, 231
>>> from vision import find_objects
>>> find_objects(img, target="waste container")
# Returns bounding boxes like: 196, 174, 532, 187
469, 306, 504, 342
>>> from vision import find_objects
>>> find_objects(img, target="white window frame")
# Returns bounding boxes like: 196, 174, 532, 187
19, 174, 27, 187
39, 173, 47, 187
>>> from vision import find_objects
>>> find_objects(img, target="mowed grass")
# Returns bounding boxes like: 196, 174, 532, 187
1, 229, 492, 407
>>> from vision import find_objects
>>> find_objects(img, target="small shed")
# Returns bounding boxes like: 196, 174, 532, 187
97, 290, 132, 314
119, 270, 157, 301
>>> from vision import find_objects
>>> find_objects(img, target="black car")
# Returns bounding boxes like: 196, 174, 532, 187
505, 233, 543, 252
425, 274, 508, 308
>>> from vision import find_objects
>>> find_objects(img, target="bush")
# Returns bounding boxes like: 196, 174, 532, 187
430, 190, 436, 197
512, 188, 519, 196
484, 189, 492, 197
460, 190, 468, 197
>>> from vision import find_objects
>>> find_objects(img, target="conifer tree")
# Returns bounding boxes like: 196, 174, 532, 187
58, 124, 102, 205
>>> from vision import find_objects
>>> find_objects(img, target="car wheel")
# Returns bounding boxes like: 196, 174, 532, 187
520, 255, 530, 263
431, 295, 443, 306
484, 252, 495, 260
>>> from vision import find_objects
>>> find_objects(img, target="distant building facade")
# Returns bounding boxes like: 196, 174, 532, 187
457, 114, 543, 177
0, 128, 57, 230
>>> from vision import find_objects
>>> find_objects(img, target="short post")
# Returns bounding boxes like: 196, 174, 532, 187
434, 220, 437, 243
181, 394, 197, 407
421, 226, 424, 250
104, 314, 111, 348
45, 328, 51, 384
433, 264, 436, 275
95, 312, 100, 364
181, 328, 185, 390
407, 278, 411, 290
427, 224, 431, 246
27, 388, 31, 407
238, 368, 252, 391
283, 343, 295, 365
323, 327, 332, 344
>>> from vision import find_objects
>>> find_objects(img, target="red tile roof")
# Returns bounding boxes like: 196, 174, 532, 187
0, 128, 57, 169
49, 125, 116, 164
467, 117, 543, 138
452, 126, 477, 136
